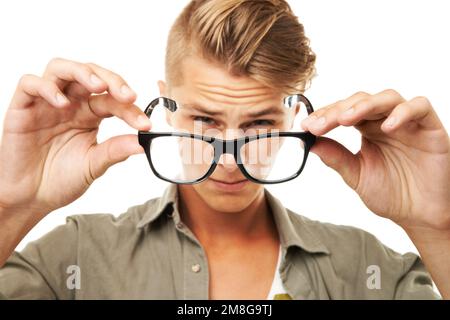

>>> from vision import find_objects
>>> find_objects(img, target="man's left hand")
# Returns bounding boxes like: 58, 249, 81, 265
301, 89, 450, 232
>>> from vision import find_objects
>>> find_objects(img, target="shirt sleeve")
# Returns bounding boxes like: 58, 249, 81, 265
393, 252, 441, 299
310, 220, 442, 299
0, 217, 79, 300
358, 229, 441, 299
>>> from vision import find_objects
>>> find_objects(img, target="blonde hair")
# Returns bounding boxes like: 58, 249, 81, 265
165, 0, 316, 95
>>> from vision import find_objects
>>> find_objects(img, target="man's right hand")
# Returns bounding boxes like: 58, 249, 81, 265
0, 58, 151, 222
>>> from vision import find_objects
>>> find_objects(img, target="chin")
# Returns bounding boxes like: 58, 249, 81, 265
193, 181, 264, 213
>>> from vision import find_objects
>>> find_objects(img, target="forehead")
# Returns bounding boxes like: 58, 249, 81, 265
172, 55, 284, 110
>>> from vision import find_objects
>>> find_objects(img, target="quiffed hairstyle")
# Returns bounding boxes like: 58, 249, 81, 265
165, 0, 316, 95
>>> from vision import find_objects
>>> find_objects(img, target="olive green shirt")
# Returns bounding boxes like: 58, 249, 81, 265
0, 184, 441, 299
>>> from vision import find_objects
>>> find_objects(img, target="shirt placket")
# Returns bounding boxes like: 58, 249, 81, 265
173, 219, 209, 300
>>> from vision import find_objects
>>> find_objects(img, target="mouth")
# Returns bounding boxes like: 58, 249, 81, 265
208, 178, 249, 192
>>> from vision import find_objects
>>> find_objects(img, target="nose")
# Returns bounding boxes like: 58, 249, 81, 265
216, 128, 242, 173
217, 153, 239, 173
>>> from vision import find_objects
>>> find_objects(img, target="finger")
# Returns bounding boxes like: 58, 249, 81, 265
86, 62, 137, 104
64, 82, 91, 100
88, 93, 151, 131
10, 74, 70, 109
310, 136, 361, 190
301, 91, 371, 135
86, 134, 144, 183
43, 58, 108, 94
381, 96, 443, 132
337, 89, 406, 128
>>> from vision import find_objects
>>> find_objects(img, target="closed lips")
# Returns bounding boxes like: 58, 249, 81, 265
210, 178, 247, 184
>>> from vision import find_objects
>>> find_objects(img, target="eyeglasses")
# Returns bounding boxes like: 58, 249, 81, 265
138, 94, 316, 184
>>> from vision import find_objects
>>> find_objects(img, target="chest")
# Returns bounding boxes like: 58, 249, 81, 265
207, 242, 280, 300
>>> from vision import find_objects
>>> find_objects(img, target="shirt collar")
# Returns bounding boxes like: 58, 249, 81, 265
137, 184, 329, 255
264, 188, 330, 255
136, 183, 179, 228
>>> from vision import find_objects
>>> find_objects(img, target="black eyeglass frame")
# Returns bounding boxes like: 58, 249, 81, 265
138, 94, 316, 184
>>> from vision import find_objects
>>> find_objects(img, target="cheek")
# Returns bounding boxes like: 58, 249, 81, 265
170, 113, 196, 131
168, 114, 182, 128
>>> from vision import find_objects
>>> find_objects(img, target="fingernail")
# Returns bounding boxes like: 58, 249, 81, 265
313, 116, 326, 127
137, 115, 151, 128
385, 116, 396, 128
90, 74, 103, 86
343, 107, 354, 116
301, 119, 309, 128
55, 92, 69, 106
304, 115, 317, 124
121, 85, 135, 97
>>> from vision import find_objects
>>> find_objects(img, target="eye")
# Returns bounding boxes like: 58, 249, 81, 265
248, 119, 275, 127
193, 116, 216, 125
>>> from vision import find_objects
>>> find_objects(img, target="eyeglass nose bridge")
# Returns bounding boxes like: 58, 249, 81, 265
211, 138, 241, 165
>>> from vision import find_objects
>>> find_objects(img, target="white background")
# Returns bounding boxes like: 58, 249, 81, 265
0, 0, 449, 256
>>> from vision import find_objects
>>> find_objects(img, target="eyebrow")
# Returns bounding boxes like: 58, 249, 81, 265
180, 103, 224, 117
180, 102, 285, 118
245, 106, 285, 118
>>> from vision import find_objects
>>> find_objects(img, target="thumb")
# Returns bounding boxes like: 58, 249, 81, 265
87, 134, 143, 183
311, 136, 361, 190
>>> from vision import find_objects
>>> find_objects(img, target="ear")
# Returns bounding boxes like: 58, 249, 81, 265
157, 80, 167, 97
165, 109, 173, 126
157, 80, 173, 126
287, 102, 301, 130
294, 102, 300, 116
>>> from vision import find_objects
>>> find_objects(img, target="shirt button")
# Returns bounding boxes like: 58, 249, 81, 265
191, 264, 201, 273
176, 222, 184, 229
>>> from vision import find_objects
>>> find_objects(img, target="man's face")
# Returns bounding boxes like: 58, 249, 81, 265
158, 55, 296, 213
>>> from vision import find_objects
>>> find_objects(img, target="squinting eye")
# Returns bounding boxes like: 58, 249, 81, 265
193, 116, 216, 125
249, 119, 275, 127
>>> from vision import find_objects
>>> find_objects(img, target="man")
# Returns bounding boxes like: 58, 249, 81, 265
0, 0, 448, 299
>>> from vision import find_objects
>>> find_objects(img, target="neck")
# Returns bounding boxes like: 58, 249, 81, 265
177, 185, 278, 246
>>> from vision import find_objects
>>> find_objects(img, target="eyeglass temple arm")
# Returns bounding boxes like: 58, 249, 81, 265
297, 94, 315, 115
143, 97, 178, 118
144, 95, 313, 117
